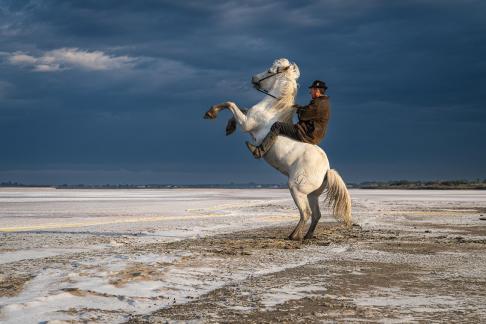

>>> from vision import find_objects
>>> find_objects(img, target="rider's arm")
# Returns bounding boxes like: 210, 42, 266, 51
292, 104, 308, 119
298, 100, 328, 121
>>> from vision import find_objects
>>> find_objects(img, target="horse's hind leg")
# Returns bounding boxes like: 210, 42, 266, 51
304, 193, 321, 240
288, 187, 312, 241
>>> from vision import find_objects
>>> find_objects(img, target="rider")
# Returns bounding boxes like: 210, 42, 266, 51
246, 80, 330, 158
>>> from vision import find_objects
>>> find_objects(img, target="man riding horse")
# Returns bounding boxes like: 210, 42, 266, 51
246, 80, 330, 158
205, 58, 351, 239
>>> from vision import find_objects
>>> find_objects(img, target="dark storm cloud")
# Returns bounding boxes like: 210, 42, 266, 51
1, 0, 485, 184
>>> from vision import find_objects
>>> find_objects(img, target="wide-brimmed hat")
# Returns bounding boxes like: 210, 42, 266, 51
308, 80, 328, 90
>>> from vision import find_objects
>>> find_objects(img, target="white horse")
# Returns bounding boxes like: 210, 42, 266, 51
204, 58, 351, 240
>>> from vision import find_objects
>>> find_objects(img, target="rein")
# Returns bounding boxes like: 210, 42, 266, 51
255, 87, 279, 99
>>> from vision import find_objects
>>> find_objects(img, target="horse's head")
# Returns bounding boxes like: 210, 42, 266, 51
251, 58, 300, 99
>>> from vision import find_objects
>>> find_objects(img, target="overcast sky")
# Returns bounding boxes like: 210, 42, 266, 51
1, 0, 485, 184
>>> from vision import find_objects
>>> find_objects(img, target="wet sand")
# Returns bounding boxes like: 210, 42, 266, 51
0, 189, 485, 323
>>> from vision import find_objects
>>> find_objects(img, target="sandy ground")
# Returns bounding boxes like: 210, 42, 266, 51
0, 188, 485, 323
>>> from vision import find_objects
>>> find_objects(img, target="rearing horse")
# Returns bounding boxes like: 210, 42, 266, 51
204, 58, 351, 240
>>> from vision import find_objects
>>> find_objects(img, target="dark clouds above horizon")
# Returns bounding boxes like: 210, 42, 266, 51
1, 0, 485, 184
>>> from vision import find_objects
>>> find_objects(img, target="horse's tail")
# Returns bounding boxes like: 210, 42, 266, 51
323, 169, 352, 227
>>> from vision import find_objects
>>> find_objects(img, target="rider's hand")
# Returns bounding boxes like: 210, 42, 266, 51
293, 104, 306, 113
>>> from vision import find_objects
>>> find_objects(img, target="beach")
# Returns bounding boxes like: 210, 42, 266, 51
0, 188, 485, 323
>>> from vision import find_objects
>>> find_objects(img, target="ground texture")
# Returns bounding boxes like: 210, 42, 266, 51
0, 189, 485, 323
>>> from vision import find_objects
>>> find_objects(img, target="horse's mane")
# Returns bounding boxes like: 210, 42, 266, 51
269, 71, 297, 124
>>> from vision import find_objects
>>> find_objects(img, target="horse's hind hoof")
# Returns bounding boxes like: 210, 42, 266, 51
288, 234, 303, 241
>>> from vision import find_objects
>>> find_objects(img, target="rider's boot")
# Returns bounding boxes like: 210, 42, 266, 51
245, 142, 263, 159
245, 131, 278, 159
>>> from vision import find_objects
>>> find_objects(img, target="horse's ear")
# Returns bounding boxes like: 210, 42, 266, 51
291, 62, 300, 78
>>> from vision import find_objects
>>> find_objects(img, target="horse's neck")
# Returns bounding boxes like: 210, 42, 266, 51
248, 95, 295, 142
250, 100, 285, 120
272, 98, 295, 123
250, 98, 275, 116
246, 77, 297, 142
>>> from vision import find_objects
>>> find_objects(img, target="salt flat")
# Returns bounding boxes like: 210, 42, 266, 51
0, 188, 295, 233
0, 188, 485, 323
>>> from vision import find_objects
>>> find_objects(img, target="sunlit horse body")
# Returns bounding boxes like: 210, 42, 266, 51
204, 58, 351, 240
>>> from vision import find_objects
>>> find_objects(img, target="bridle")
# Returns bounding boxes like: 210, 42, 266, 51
253, 65, 290, 100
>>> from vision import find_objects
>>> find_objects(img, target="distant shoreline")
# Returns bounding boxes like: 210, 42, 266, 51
1, 180, 485, 190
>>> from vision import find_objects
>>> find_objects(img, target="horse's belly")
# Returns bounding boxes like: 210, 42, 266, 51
263, 137, 328, 179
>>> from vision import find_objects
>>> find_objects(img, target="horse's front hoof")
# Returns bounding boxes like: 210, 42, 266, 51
225, 121, 236, 135
204, 110, 216, 119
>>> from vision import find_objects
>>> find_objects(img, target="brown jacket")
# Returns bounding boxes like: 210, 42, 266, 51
295, 95, 330, 144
